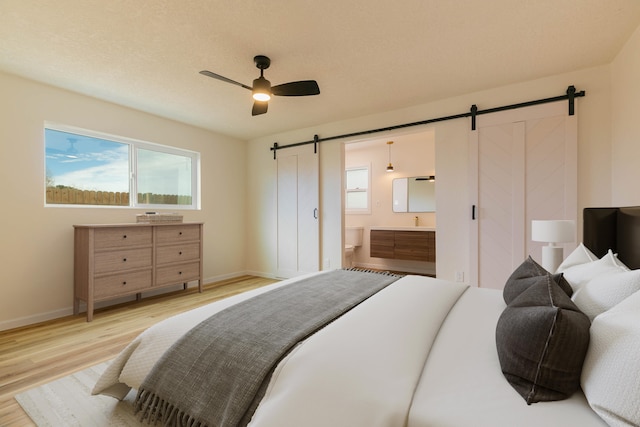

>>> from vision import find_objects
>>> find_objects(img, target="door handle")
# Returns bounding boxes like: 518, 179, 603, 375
313, 208, 318, 219
472, 205, 476, 220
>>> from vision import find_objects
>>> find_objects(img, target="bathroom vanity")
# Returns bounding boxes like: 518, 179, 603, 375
370, 227, 435, 262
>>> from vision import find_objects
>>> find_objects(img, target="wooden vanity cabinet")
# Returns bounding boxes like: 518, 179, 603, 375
73, 222, 203, 321
370, 230, 396, 259
370, 229, 435, 262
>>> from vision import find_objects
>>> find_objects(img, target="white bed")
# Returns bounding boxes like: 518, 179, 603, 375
93, 272, 627, 427
93, 206, 640, 427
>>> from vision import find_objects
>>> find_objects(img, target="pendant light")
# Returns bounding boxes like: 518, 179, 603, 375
386, 141, 394, 172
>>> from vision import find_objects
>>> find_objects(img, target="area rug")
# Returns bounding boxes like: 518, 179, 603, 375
15, 361, 140, 426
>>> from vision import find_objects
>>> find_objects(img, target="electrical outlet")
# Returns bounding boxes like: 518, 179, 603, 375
455, 271, 465, 282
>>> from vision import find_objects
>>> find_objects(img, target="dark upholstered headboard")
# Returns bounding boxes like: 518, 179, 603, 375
584, 206, 640, 270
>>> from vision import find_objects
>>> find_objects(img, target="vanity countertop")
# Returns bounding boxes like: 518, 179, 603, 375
370, 226, 435, 231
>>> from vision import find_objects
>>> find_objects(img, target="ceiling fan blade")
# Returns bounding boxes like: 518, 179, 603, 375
272, 80, 320, 96
199, 70, 252, 91
252, 100, 268, 116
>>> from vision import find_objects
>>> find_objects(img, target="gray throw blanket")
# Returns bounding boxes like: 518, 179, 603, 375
134, 269, 401, 427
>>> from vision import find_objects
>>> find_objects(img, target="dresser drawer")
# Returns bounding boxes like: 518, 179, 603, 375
94, 227, 152, 249
94, 270, 152, 299
156, 261, 200, 287
94, 248, 152, 274
156, 224, 201, 244
75, 222, 203, 321
156, 243, 200, 265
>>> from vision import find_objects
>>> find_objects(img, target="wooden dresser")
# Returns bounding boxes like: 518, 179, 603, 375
370, 229, 436, 262
73, 222, 203, 321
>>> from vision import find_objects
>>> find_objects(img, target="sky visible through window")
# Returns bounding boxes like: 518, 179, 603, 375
137, 148, 192, 198
45, 128, 129, 192
45, 126, 198, 207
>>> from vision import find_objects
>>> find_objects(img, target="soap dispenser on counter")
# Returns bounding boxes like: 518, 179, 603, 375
414, 216, 419, 227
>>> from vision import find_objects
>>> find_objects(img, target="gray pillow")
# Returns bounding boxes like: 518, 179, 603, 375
503, 256, 573, 304
496, 273, 590, 404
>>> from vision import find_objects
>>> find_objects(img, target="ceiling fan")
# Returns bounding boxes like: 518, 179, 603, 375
199, 55, 320, 116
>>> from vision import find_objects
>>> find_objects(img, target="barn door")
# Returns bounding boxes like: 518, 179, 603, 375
277, 145, 319, 278
469, 101, 577, 288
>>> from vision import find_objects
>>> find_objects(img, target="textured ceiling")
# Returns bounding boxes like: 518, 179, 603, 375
2, 0, 640, 140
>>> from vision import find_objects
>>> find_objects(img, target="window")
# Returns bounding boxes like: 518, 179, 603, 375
44, 123, 200, 209
345, 166, 370, 214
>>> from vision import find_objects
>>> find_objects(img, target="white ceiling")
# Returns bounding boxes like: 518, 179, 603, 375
2, 0, 640, 141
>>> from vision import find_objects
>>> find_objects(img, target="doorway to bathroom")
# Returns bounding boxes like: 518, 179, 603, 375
343, 129, 436, 276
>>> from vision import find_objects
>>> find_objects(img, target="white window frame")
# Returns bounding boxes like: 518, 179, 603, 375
345, 164, 371, 214
44, 122, 201, 210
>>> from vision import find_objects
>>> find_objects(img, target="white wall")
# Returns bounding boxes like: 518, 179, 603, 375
611, 23, 640, 205
0, 71, 248, 330
246, 65, 614, 283
3, 19, 637, 329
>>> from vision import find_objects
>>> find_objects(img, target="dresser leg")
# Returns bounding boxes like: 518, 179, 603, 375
136, 293, 142, 301
87, 300, 94, 322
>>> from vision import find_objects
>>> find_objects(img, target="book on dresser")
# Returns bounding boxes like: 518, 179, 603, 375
73, 222, 203, 321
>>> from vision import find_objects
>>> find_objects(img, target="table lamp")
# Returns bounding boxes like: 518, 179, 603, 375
531, 220, 576, 272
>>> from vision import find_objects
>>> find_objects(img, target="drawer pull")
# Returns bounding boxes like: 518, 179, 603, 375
123, 235, 127, 239
179, 251, 183, 255
178, 271, 182, 275
123, 258, 127, 262
179, 232, 183, 236
122, 281, 127, 285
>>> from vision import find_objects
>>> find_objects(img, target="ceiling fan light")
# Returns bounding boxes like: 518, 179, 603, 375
252, 77, 271, 101
253, 92, 270, 102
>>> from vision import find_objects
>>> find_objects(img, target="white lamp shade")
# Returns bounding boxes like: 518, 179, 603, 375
531, 220, 575, 243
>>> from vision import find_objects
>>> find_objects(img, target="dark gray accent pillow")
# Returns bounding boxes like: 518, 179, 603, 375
503, 256, 573, 304
496, 273, 590, 404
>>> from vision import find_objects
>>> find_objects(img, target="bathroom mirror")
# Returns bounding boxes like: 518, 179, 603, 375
392, 176, 435, 212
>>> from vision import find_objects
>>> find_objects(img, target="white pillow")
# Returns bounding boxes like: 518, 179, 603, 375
571, 268, 640, 320
581, 289, 640, 427
561, 250, 627, 293
612, 253, 631, 271
555, 242, 597, 273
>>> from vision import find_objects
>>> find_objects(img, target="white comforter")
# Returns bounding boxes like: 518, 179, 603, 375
94, 273, 607, 427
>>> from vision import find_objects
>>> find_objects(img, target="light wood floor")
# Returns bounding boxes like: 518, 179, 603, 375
0, 275, 278, 426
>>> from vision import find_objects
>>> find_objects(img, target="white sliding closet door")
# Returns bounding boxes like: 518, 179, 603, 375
277, 145, 319, 278
469, 101, 577, 288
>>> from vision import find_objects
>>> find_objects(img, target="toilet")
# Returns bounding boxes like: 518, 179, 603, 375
345, 226, 364, 268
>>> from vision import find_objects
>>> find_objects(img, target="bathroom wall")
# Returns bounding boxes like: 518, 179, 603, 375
345, 129, 436, 274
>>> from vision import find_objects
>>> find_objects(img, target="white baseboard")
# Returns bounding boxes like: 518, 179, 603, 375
242, 270, 278, 280
0, 308, 74, 332
202, 271, 248, 284
0, 270, 264, 332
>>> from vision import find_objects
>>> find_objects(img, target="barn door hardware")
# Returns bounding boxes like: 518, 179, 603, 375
270, 86, 585, 156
